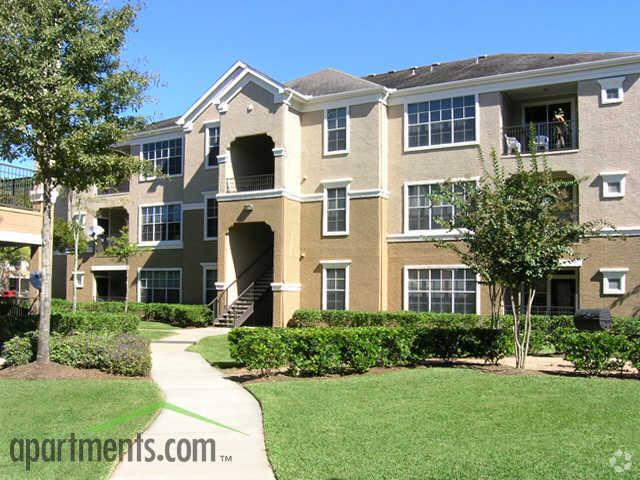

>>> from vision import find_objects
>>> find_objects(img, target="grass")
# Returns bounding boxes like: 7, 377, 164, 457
137, 321, 182, 330
248, 368, 640, 480
186, 334, 240, 370
136, 330, 177, 341
0, 379, 162, 479
136, 320, 182, 341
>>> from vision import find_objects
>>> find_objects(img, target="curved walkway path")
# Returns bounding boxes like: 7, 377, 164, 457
111, 327, 275, 480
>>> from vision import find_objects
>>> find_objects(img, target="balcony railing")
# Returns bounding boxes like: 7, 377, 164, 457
226, 173, 274, 193
503, 120, 578, 154
0, 163, 35, 211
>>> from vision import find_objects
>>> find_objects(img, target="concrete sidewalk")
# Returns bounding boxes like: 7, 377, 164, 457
111, 327, 276, 480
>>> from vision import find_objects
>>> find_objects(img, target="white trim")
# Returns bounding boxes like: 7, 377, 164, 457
137, 267, 183, 304
349, 188, 390, 199
323, 181, 350, 236
183, 202, 204, 211
403, 94, 479, 153
204, 122, 221, 169
0, 231, 42, 245
599, 268, 628, 295
299, 90, 390, 112
403, 177, 479, 235
387, 230, 468, 242
597, 226, 640, 237
559, 259, 584, 268
216, 188, 287, 202
138, 135, 185, 181
320, 177, 353, 186
138, 201, 183, 247
214, 282, 227, 291
403, 265, 479, 313
270, 282, 302, 292
321, 261, 350, 310
201, 264, 218, 305
216, 154, 228, 164
598, 76, 625, 104
324, 106, 350, 156
203, 193, 218, 241
600, 171, 627, 199
91, 265, 128, 272
73, 271, 85, 288
272, 147, 287, 157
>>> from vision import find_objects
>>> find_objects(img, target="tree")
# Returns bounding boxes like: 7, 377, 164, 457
102, 227, 146, 313
53, 213, 90, 313
430, 138, 607, 368
0, 246, 29, 291
0, 1, 151, 362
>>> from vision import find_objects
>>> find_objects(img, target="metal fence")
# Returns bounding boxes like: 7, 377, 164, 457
226, 173, 274, 193
0, 163, 35, 210
503, 120, 578, 154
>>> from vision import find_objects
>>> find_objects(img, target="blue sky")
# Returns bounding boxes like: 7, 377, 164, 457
122, 0, 639, 122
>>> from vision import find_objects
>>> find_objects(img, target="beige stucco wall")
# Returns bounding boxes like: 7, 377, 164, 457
0, 206, 42, 240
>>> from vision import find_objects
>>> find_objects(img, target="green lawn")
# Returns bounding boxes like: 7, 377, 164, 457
248, 368, 640, 480
0, 379, 162, 479
136, 330, 177, 341
138, 321, 182, 330
187, 334, 241, 370
136, 321, 182, 341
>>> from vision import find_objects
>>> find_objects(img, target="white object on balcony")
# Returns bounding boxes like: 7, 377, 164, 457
533, 135, 549, 152
29, 186, 58, 204
504, 134, 521, 154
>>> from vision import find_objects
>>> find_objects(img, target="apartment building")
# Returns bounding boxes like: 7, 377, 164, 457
53, 52, 640, 326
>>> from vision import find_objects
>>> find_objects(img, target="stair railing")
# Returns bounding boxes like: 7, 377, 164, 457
207, 245, 273, 321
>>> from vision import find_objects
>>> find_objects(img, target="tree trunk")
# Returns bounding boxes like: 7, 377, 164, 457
36, 185, 53, 364
72, 231, 78, 313
512, 286, 536, 369
124, 259, 128, 314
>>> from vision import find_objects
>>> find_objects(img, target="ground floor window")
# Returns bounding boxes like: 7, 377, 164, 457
321, 261, 350, 310
203, 268, 217, 304
405, 267, 476, 314
139, 269, 181, 303
8, 276, 29, 296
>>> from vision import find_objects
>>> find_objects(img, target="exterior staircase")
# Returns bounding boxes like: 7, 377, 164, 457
208, 246, 273, 328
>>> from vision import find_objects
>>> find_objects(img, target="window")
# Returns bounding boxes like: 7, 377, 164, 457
203, 267, 217, 305
321, 261, 350, 310
142, 138, 183, 177
139, 269, 181, 303
8, 276, 29, 296
405, 267, 477, 314
324, 187, 347, 234
600, 268, 628, 295
406, 95, 476, 149
206, 126, 220, 168
325, 107, 348, 154
601, 171, 627, 199
405, 181, 472, 233
72, 213, 86, 228
140, 204, 182, 243
73, 272, 84, 288
598, 77, 625, 104
205, 198, 218, 239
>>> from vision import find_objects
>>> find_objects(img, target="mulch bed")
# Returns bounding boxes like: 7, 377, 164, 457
0, 362, 148, 380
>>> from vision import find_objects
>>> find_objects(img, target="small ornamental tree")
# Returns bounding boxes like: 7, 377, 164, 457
430, 137, 608, 368
53, 213, 90, 313
102, 227, 147, 313
0, 1, 152, 362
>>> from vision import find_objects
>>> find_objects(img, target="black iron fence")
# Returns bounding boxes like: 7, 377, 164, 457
226, 173, 274, 193
0, 163, 35, 210
503, 120, 578, 154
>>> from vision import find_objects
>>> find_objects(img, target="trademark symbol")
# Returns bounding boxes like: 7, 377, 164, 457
219, 455, 232, 463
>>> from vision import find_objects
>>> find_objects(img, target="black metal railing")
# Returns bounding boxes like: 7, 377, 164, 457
0, 163, 35, 210
225, 173, 274, 193
98, 180, 130, 195
505, 304, 576, 316
503, 120, 578, 154
96, 296, 127, 302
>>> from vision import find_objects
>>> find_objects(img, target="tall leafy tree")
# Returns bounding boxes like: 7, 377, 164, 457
0, 0, 151, 362
431, 139, 608, 368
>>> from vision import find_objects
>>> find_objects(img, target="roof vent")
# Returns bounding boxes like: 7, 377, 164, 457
387, 70, 396, 74
475, 54, 488, 64
410, 66, 417, 75
430, 62, 440, 72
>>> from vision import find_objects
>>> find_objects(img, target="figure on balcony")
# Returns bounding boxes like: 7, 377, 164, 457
553, 108, 568, 149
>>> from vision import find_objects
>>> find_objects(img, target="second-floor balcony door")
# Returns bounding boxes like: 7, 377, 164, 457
523, 102, 574, 151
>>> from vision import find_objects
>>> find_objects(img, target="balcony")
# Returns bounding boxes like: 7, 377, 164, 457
225, 173, 274, 193
0, 163, 35, 211
503, 120, 578, 155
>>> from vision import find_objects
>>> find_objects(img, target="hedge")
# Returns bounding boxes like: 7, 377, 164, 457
51, 299, 210, 327
556, 330, 633, 376
228, 327, 508, 376
2, 330, 151, 376
51, 311, 139, 334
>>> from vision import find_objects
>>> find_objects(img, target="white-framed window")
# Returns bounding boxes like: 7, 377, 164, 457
404, 266, 478, 314
601, 171, 627, 199
8, 276, 29, 296
324, 107, 348, 155
141, 138, 183, 177
138, 268, 181, 303
201, 263, 217, 305
204, 196, 218, 240
322, 180, 350, 236
405, 95, 476, 150
73, 271, 85, 289
72, 213, 86, 228
600, 268, 628, 295
139, 203, 182, 245
206, 124, 220, 168
321, 260, 350, 310
404, 179, 475, 234
598, 77, 625, 105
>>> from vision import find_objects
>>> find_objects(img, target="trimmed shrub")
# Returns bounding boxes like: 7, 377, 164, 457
228, 326, 508, 376
610, 317, 640, 337
81, 301, 146, 315
628, 338, 640, 374
558, 331, 631, 375
51, 298, 73, 313
0, 314, 38, 344
2, 330, 151, 376
50, 311, 139, 334
141, 303, 210, 327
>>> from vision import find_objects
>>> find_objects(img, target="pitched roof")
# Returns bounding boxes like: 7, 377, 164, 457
285, 68, 381, 96
363, 53, 639, 90
146, 116, 180, 129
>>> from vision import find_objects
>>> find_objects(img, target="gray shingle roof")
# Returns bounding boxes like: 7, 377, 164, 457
285, 68, 381, 96
146, 116, 180, 129
362, 53, 639, 90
